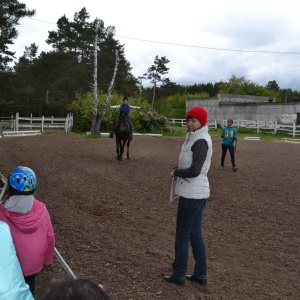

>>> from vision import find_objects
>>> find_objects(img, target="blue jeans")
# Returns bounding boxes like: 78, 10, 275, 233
173, 197, 207, 281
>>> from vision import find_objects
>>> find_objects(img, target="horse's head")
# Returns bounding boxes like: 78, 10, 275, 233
116, 115, 129, 134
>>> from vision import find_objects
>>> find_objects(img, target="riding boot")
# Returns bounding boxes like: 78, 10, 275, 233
109, 131, 114, 138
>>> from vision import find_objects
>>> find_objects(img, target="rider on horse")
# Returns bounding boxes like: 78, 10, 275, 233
109, 97, 141, 140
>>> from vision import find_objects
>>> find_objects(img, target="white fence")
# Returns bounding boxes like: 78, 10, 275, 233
223, 119, 300, 137
169, 118, 218, 129
1, 113, 73, 135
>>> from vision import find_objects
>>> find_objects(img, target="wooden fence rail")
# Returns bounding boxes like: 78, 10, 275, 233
169, 118, 218, 129
1, 113, 73, 135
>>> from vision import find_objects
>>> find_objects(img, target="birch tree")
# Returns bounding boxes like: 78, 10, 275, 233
90, 18, 119, 135
95, 50, 119, 135
90, 21, 100, 135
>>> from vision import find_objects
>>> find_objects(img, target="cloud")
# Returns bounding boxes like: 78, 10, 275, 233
8, 0, 300, 91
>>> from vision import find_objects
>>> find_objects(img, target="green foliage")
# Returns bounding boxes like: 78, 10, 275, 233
0, 0, 35, 70
45, 8, 138, 96
138, 110, 172, 133
143, 55, 170, 108
265, 80, 280, 92
144, 55, 170, 85
0, 7, 138, 119
3, 2, 300, 119
68, 92, 149, 132
154, 92, 209, 119
69, 92, 117, 131
218, 74, 281, 101
280, 88, 300, 102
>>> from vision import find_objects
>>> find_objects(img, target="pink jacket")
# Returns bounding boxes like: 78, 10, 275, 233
0, 199, 55, 276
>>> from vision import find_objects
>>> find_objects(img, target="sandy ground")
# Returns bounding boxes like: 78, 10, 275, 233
0, 133, 299, 299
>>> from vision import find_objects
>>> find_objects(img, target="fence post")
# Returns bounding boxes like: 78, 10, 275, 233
10, 115, 14, 129
41, 116, 44, 133
15, 113, 19, 131
257, 119, 259, 134
65, 116, 68, 133
293, 122, 296, 137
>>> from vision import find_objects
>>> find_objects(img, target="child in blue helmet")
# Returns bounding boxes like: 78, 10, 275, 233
109, 97, 142, 140
0, 166, 55, 297
221, 119, 238, 171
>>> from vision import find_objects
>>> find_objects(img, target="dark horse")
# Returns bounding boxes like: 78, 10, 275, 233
115, 115, 131, 161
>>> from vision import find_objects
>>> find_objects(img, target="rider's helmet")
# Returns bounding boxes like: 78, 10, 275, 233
8, 166, 37, 195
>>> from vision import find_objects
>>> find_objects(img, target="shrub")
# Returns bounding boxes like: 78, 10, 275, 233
138, 110, 172, 133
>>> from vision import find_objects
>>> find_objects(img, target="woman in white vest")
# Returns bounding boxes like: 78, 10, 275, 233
164, 106, 213, 286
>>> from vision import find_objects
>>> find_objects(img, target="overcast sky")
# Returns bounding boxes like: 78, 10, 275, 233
10, 0, 300, 90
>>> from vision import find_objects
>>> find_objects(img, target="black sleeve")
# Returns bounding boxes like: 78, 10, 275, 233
174, 139, 208, 178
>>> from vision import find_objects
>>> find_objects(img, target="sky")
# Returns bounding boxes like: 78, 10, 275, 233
9, 0, 300, 90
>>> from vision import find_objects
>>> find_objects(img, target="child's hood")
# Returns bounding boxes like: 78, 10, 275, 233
2, 200, 46, 233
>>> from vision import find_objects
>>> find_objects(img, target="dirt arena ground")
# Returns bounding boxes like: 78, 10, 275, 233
0, 133, 299, 299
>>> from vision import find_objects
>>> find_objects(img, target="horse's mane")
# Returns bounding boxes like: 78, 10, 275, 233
116, 115, 130, 134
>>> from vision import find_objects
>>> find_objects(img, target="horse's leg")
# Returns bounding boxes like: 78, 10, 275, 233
119, 140, 124, 161
116, 139, 121, 160
127, 139, 130, 159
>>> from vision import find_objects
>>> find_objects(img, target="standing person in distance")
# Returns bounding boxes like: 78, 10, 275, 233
109, 97, 142, 140
164, 106, 213, 286
0, 166, 55, 297
221, 119, 238, 171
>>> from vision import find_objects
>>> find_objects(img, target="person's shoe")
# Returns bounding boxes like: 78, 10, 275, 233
232, 166, 237, 172
164, 275, 185, 286
221, 165, 225, 170
186, 275, 207, 286
109, 133, 113, 138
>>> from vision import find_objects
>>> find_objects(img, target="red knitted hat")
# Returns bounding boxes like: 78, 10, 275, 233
186, 106, 208, 126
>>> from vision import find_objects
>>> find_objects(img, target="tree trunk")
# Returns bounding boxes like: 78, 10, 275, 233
151, 81, 156, 109
95, 50, 119, 134
90, 24, 99, 134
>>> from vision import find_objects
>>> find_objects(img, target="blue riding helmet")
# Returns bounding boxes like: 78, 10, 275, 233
8, 166, 37, 195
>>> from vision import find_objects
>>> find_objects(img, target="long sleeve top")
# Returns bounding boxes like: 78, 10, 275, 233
0, 198, 55, 276
0, 221, 34, 300
221, 126, 237, 146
